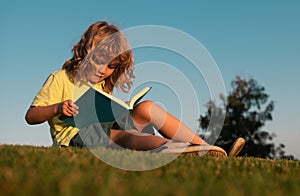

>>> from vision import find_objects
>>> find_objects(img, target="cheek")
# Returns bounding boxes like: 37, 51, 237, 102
85, 63, 95, 75
107, 69, 115, 76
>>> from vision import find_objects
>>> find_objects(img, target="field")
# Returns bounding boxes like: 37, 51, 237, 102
0, 145, 299, 196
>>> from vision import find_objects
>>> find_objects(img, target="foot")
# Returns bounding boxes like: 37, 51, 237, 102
158, 142, 227, 158
228, 137, 245, 157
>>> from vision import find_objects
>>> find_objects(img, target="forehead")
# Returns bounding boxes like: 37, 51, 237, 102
88, 53, 120, 69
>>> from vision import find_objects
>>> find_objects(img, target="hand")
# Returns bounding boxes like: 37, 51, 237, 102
57, 100, 79, 116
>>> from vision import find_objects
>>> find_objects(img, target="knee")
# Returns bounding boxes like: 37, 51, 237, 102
134, 100, 155, 113
138, 100, 155, 107
131, 100, 155, 122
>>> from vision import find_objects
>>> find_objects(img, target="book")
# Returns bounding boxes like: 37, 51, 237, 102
59, 86, 151, 128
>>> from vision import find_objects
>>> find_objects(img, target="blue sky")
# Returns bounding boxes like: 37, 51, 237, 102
0, 0, 299, 158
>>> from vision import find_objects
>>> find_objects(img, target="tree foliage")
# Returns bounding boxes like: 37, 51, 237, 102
198, 76, 294, 159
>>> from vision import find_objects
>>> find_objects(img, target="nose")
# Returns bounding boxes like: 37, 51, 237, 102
97, 64, 107, 74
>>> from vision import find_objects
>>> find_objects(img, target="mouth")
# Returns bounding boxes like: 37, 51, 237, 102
96, 73, 104, 78
95, 74, 106, 82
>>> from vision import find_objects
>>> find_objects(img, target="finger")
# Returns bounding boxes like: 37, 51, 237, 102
67, 103, 79, 116
67, 100, 74, 108
73, 103, 79, 110
71, 107, 79, 116
63, 108, 73, 116
62, 103, 74, 116
67, 101, 79, 115
67, 101, 79, 114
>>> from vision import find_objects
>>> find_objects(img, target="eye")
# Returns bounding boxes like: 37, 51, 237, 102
108, 64, 118, 69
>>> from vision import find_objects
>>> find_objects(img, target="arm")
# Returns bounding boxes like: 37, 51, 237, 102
25, 100, 79, 125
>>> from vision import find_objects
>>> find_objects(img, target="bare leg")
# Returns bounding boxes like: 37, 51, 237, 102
110, 129, 169, 150
131, 100, 208, 145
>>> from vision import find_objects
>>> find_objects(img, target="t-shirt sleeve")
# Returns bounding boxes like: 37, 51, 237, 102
31, 73, 62, 107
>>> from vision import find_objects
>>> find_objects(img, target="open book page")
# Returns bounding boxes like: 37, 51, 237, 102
72, 79, 151, 109
92, 86, 151, 110
128, 86, 152, 109
73, 83, 91, 102
92, 87, 129, 109
59, 85, 151, 127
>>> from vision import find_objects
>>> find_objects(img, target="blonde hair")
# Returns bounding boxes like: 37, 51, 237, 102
62, 21, 134, 93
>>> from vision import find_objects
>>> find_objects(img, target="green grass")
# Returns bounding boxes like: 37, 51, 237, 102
0, 145, 299, 196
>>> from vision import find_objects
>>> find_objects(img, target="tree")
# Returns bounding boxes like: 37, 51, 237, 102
198, 76, 294, 159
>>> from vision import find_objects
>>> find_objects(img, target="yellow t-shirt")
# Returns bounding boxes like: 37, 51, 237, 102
31, 69, 106, 147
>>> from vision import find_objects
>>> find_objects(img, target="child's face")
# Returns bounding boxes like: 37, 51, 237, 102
87, 63, 115, 84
